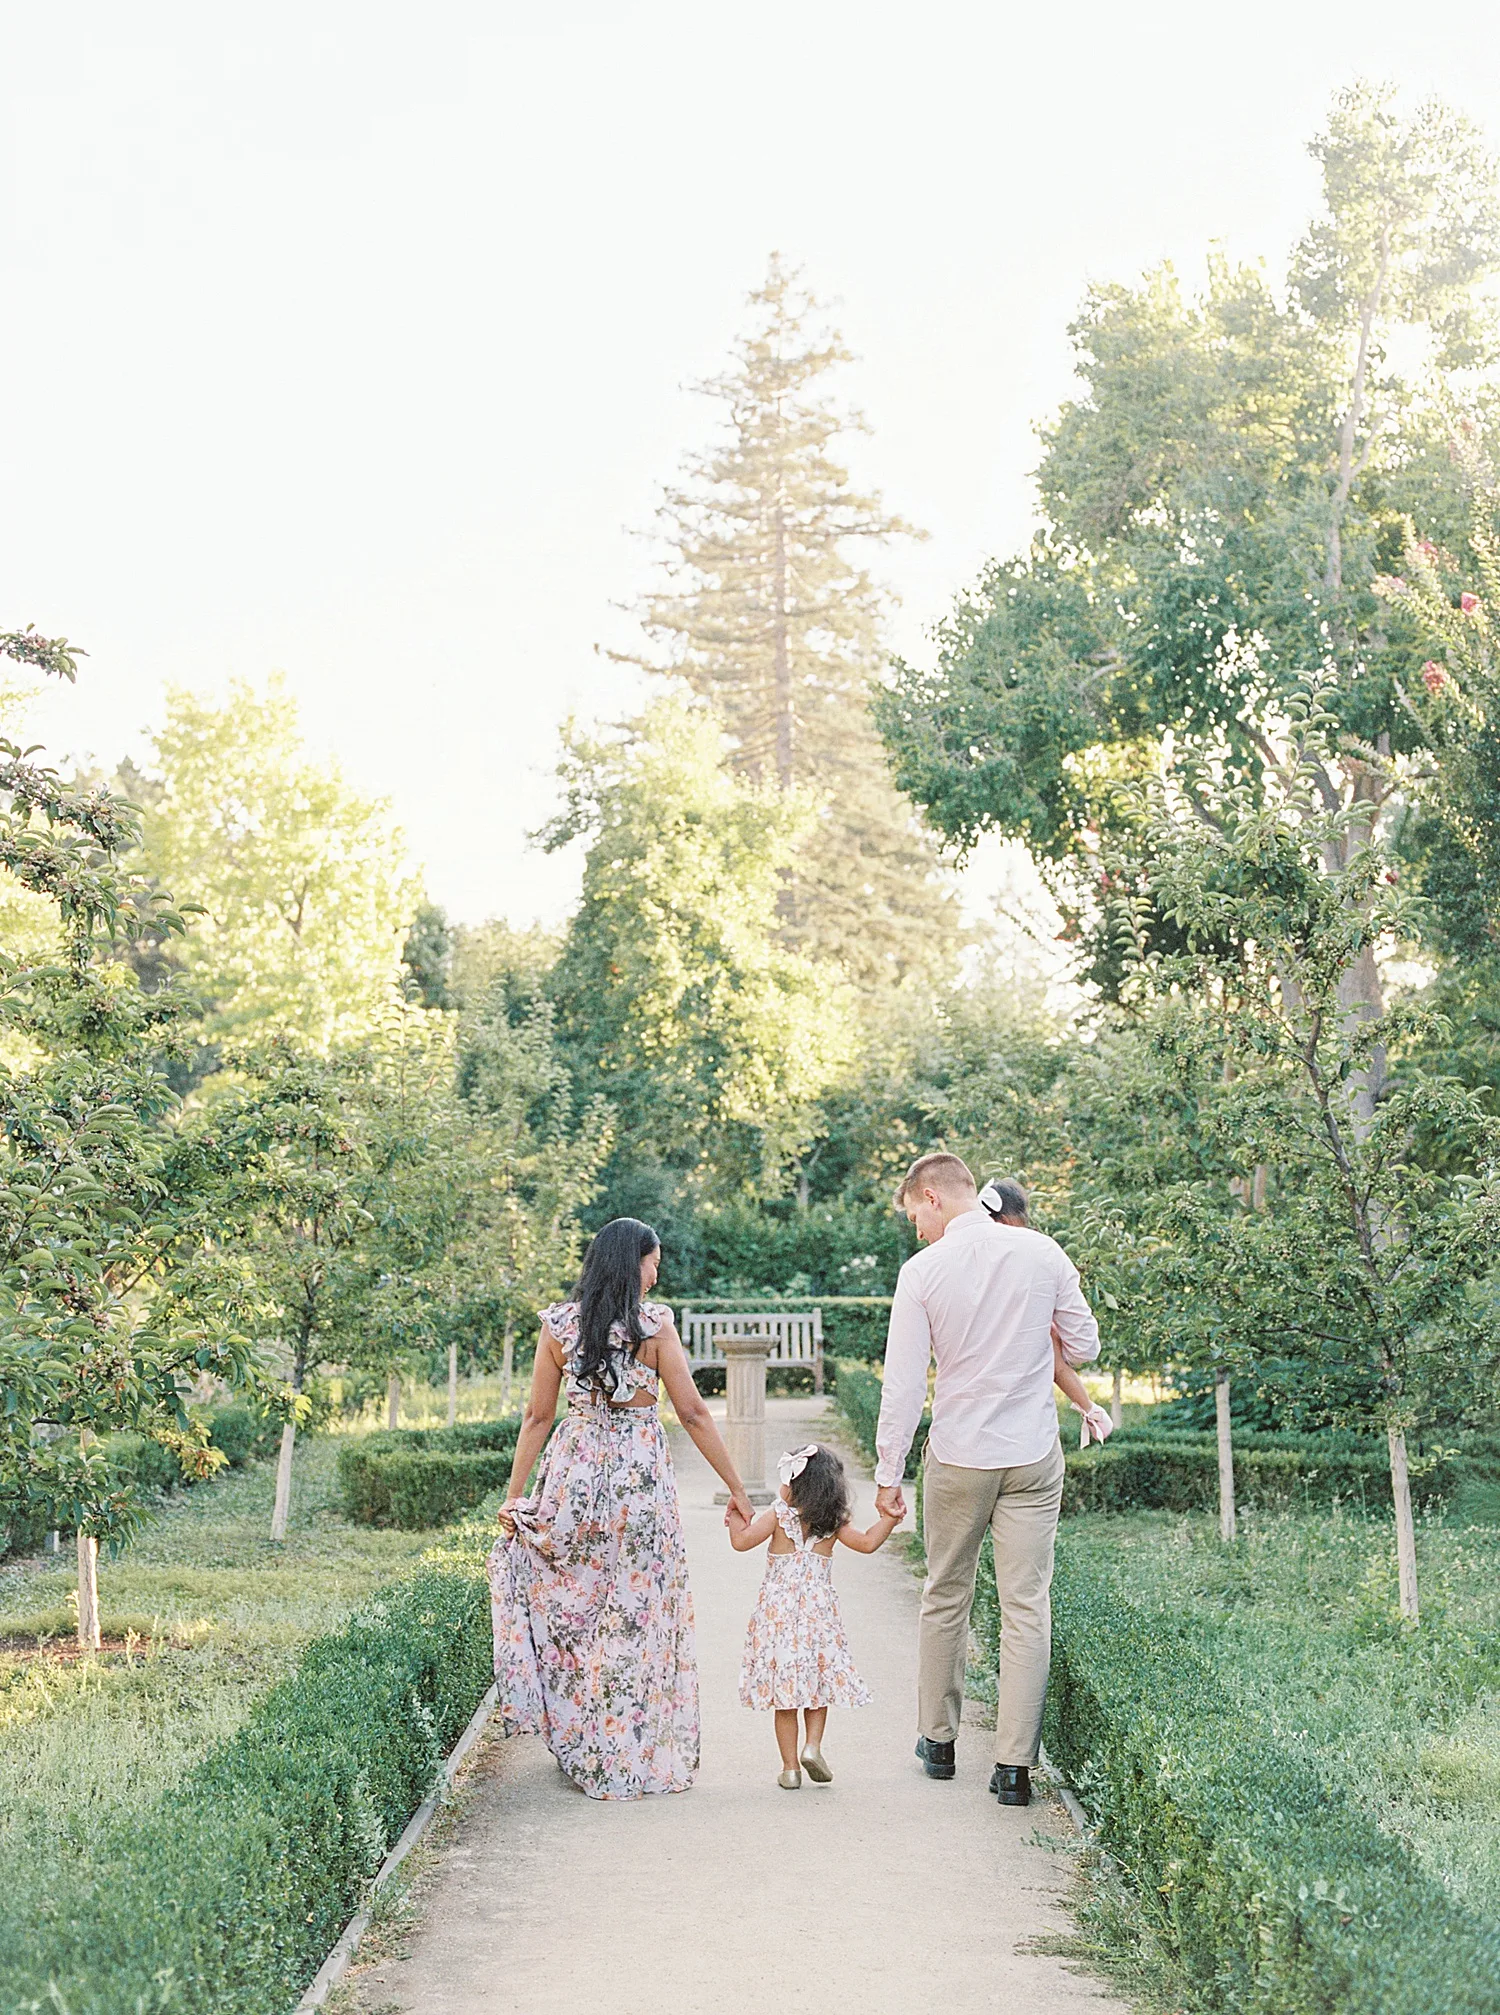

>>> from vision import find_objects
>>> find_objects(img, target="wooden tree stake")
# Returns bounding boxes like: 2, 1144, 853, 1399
76, 1532, 101, 1651
270, 1421, 296, 1542
1388, 1425, 1420, 1622
1215, 1369, 1237, 1543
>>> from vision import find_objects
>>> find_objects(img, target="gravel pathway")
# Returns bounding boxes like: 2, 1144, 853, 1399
344, 1397, 1116, 2015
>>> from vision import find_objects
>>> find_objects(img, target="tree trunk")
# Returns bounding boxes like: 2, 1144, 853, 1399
1111, 1366, 1123, 1431
1215, 1370, 1237, 1543
501, 1319, 515, 1413
447, 1341, 459, 1427
1388, 1426, 1420, 1622
271, 1346, 306, 1543
270, 1420, 297, 1542
386, 1373, 400, 1430
76, 1532, 101, 1652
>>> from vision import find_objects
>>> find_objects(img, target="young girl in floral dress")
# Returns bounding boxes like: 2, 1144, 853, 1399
729, 1442, 899, 1788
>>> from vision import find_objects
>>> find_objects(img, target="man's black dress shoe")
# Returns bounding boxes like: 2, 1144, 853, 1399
990, 1764, 1031, 1805
915, 1737, 956, 1779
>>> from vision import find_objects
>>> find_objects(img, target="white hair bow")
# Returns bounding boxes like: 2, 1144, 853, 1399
977, 1181, 1006, 1215
777, 1444, 819, 1486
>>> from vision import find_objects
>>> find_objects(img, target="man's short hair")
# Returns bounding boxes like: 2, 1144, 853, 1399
895, 1152, 977, 1207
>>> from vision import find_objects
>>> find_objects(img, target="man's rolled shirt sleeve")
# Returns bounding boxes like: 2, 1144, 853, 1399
1053, 1255, 1101, 1368
875, 1268, 932, 1487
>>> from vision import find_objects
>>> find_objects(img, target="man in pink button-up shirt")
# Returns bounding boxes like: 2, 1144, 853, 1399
874, 1151, 1099, 1805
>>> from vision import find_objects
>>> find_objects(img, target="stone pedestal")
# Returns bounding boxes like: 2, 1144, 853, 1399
714, 1333, 773, 1504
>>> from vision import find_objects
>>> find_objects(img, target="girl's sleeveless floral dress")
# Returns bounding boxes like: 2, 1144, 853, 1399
738, 1498, 873, 1711
487, 1299, 699, 1800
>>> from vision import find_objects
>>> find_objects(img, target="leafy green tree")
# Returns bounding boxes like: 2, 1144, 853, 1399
624, 255, 960, 993
133, 675, 419, 1053
544, 695, 855, 1200
877, 81, 1500, 1054
401, 898, 455, 1010
176, 1041, 382, 1539
0, 632, 257, 1642
1123, 729, 1500, 1617
448, 917, 559, 1012
1372, 468, 1500, 1091
447, 980, 609, 1404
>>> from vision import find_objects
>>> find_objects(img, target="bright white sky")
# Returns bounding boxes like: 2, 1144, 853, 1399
6, 2, 1500, 931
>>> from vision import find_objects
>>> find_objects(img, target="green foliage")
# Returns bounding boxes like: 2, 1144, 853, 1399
685, 1196, 909, 1297
0, 1530, 494, 2014
0, 634, 260, 1552
337, 1419, 524, 1528
1129, 743, 1500, 1438
131, 675, 419, 1052
1376, 463, 1500, 964
1041, 1515, 1500, 2010
546, 695, 855, 1194
1061, 1431, 1465, 1517
876, 84, 1500, 992
835, 1361, 927, 1477
400, 898, 454, 1010
625, 253, 958, 994
202, 1404, 264, 1468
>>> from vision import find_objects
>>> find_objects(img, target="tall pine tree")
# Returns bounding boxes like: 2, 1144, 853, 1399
624, 255, 960, 993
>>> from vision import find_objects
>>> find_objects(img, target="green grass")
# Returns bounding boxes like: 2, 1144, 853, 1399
0, 1433, 439, 1886
1053, 1504, 1500, 1923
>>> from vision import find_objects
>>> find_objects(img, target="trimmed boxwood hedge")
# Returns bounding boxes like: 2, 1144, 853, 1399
337, 1418, 523, 1529
0, 1520, 496, 2015
1045, 1561, 1500, 2014
833, 1361, 927, 1478
1062, 1431, 1465, 1516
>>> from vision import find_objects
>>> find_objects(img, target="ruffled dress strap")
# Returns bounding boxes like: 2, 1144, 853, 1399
540, 1301, 580, 1344
774, 1499, 812, 1551
551, 1298, 668, 1407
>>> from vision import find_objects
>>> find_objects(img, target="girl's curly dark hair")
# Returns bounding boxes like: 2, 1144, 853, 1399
786, 1444, 852, 1541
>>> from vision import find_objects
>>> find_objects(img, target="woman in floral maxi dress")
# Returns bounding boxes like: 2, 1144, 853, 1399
487, 1218, 754, 1801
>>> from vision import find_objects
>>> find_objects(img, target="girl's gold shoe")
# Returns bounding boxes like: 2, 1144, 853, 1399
800, 1745, 833, 1783
777, 1767, 802, 1789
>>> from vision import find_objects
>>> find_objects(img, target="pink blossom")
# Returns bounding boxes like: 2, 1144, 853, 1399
1461, 591, 1483, 616
1417, 539, 1440, 562
1422, 661, 1448, 693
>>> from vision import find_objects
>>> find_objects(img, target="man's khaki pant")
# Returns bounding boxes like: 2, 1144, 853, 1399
918, 1439, 1066, 1766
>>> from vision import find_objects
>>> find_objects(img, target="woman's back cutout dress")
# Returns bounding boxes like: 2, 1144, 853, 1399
487, 1299, 699, 1800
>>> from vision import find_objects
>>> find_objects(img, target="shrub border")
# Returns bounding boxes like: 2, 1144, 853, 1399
0, 1514, 499, 2015
293, 1680, 498, 2011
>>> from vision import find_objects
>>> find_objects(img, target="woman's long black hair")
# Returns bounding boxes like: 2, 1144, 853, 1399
572, 1217, 662, 1396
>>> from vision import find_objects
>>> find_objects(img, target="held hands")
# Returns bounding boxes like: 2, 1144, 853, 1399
874, 1483, 907, 1525
723, 1489, 755, 1530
